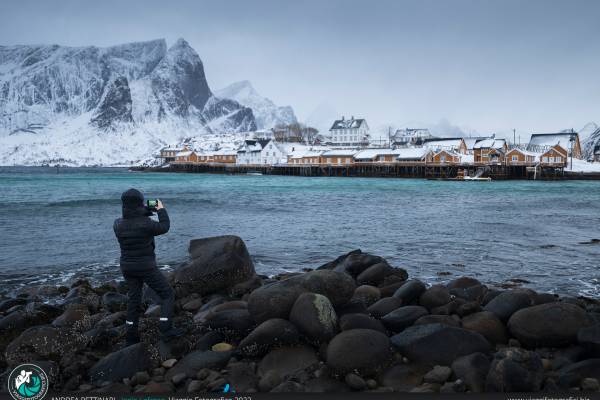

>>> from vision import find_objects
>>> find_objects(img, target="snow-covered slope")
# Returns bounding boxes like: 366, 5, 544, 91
580, 122, 600, 160
0, 38, 257, 166
215, 80, 296, 129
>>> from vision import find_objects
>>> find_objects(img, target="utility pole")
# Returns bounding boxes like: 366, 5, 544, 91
513, 129, 516, 147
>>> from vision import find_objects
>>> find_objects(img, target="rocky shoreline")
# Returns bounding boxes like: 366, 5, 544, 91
1, 235, 600, 394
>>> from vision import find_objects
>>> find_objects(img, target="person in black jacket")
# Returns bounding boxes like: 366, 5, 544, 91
114, 188, 182, 345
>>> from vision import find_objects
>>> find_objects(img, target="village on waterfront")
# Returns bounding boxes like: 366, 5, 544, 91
153, 116, 596, 180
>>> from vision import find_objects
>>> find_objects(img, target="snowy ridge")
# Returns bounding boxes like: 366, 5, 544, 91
0, 38, 257, 166
215, 80, 297, 129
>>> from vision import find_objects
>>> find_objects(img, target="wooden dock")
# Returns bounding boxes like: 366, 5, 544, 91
132, 162, 575, 180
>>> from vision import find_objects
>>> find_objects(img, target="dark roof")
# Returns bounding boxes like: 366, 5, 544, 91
330, 118, 366, 131
257, 139, 271, 149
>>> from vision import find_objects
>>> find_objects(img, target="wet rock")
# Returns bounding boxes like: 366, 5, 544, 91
174, 235, 256, 296
271, 381, 305, 392
227, 362, 259, 392
559, 359, 600, 388
414, 315, 461, 327
485, 347, 543, 392
391, 323, 491, 366
258, 370, 283, 392
132, 371, 151, 385
356, 262, 393, 286
534, 293, 558, 305
90, 343, 154, 384
456, 301, 482, 317
508, 303, 591, 348
381, 306, 428, 332
165, 350, 232, 380
424, 365, 452, 384
211, 342, 233, 352
319, 250, 386, 277
52, 304, 90, 328
162, 359, 177, 368
345, 373, 367, 390
0, 298, 27, 312
462, 311, 508, 345
258, 346, 319, 380
289, 292, 338, 344
305, 377, 350, 392
171, 372, 187, 385
238, 318, 300, 357
195, 331, 226, 351
182, 298, 203, 312
379, 281, 407, 298
102, 292, 127, 312
378, 364, 426, 392
6, 325, 87, 365
205, 308, 255, 338
63, 286, 100, 311
247, 270, 355, 323
432, 297, 466, 315
327, 329, 392, 376
340, 313, 386, 333
482, 289, 502, 305
483, 290, 532, 322
451, 352, 490, 392
582, 378, 600, 391
393, 280, 426, 303
230, 275, 263, 297
335, 300, 368, 317
447, 277, 481, 289
351, 285, 381, 307
579, 324, 600, 356
367, 297, 402, 318
0, 304, 62, 350
419, 285, 452, 310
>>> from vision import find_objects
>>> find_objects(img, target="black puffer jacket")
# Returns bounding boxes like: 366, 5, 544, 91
113, 189, 170, 272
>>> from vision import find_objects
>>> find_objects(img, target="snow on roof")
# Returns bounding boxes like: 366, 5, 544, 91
506, 148, 538, 156
330, 118, 367, 131
463, 137, 488, 149
175, 151, 193, 157
322, 149, 358, 157
289, 149, 326, 159
213, 149, 237, 156
395, 147, 432, 160
527, 133, 578, 150
424, 138, 464, 148
353, 148, 398, 160
433, 149, 461, 157
473, 138, 506, 150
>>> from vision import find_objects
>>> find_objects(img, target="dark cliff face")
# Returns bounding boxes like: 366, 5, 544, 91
151, 38, 213, 118
90, 76, 133, 129
203, 97, 257, 132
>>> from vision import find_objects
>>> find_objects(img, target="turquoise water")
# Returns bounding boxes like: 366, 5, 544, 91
1, 166, 599, 297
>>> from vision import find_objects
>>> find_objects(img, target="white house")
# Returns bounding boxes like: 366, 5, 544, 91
236, 139, 269, 165
328, 116, 370, 147
260, 140, 303, 165
392, 128, 432, 147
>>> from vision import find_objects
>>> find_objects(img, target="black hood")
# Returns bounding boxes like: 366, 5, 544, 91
121, 188, 151, 218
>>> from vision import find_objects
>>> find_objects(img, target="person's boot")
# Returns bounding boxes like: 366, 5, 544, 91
159, 320, 184, 342
125, 329, 140, 346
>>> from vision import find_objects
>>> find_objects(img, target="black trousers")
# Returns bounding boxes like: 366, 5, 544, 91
123, 267, 175, 333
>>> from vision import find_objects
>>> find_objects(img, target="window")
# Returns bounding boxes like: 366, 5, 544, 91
512, 155, 518, 161
543, 157, 549, 162
440, 155, 446, 163
556, 156, 562, 163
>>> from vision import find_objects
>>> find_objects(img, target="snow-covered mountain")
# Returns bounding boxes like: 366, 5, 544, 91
0, 38, 257, 166
215, 80, 296, 129
580, 122, 600, 160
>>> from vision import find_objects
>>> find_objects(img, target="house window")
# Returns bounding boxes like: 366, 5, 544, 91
327, 158, 332, 163
512, 155, 518, 161
556, 156, 562, 163
543, 157, 549, 162
440, 155, 446, 163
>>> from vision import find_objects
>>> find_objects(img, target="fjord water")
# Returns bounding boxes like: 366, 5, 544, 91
1, 166, 599, 297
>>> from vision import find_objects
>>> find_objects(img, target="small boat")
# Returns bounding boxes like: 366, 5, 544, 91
462, 176, 492, 181
246, 170, 263, 176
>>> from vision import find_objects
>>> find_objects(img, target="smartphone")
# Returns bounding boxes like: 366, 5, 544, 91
146, 199, 159, 211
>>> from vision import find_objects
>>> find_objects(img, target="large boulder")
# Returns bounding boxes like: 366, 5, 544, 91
367, 297, 403, 319
507, 303, 591, 348
483, 290, 532, 322
326, 329, 392, 376
90, 343, 154, 384
165, 350, 232, 380
462, 311, 508, 345
578, 324, 600, 356
391, 323, 491, 366
558, 359, 600, 388
318, 250, 385, 277
351, 285, 381, 307
485, 348, 544, 392
289, 293, 338, 344
238, 319, 300, 357
340, 313, 386, 333
5, 325, 87, 365
52, 304, 90, 329
258, 346, 319, 379
247, 270, 355, 323
419, 285, 452, 310
381, 306, 428, 333
451, 353, 491, 392
173, 235, 256, 295
356, 262, 394, 286
393, 280, 426, 304
204, 308, 255, 338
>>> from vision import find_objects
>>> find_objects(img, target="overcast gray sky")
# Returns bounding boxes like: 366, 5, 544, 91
0, 0, 599, 136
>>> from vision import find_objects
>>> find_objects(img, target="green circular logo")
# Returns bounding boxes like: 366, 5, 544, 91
8, 364, 49, 400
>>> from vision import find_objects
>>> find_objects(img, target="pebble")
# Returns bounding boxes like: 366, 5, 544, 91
366, 379, 378, 389
133, 371, 150, 385
196, 368, 210, 380
187, 380, 203, 393
78, 384, 93, 391
212, 342, 233, 352
582, 378, 600, 392
345, 373, 367, 390
424, 365, 452, 384
162, 358, 177, 368
171, 372, 187, 386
